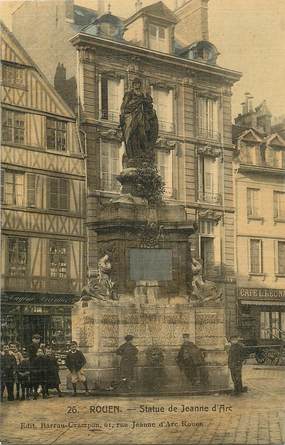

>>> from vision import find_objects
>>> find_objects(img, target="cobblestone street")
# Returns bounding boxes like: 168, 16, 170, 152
1, 365, 285, 445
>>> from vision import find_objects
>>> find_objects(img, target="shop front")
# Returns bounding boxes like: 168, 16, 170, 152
1, 293, 78, 350
238, 288, 285, 344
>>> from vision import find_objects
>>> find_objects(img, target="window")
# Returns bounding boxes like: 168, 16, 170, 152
149, 24, 168, 52
2, 170, 24, 206
197, 97, 218, 140
260, 311, 285, 340
49, 240, 68, 279
100, 76, 124, 122
48, 177, 69, 210
2, 109, 25, 144
152, 87, 174, 132
277, 241, 285, 275
157, 150, 173, 197
7, 237, 28, 277
198, 157, 221, 204
240, 144, 255, 164
273, 191, 285, 219
200, 236, 214, 277
46, 118, 67, 151
268, 148, 285, 169
247, 188, 260, 218
2, 64, 26, 88
100, 141, 122, 192
249, 239, 263, 274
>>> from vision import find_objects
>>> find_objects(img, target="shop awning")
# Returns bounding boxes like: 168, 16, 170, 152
240, 300, 285, 306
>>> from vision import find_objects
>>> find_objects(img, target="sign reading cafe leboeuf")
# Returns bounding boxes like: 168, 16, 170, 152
239, 288, 285, 299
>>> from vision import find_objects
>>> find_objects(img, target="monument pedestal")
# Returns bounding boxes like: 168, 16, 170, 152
70, 299, 230, 393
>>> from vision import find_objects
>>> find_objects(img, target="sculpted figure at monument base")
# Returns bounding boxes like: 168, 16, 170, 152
80, 255, 118, 302
190, 257, 223, 305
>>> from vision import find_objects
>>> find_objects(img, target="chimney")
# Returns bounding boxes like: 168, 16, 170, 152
241, 102, 247, 115
65, 0, 74, 20
135, 0, 143, 12
97, 0, 106, 16
175, 0, 209, 46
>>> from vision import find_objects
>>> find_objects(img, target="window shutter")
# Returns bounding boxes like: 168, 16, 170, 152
101, 77, 108, 119
278, 241, 285, 275
27, 173, 37, 207
247, 189, 252, 216
1, 169, 4, 204
59, 178, 69, 210
48, 177, 59, 209
273, 191, 278, 218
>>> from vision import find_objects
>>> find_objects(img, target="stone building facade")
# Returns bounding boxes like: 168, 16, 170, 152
70, 2, 241, 334
1, 22, 86, 348
9, 0, 241, 335
233, 95, 285, 344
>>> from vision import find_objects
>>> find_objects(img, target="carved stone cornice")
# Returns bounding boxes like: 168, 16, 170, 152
198, 208, 223, 224
155, 137, 176, 150
100, 70, 125, 80
150, 80, 175, 91
195, 87, 220, 100
78, 46, 95, 63
197, 145, 221, 158
98, 127, 122, 141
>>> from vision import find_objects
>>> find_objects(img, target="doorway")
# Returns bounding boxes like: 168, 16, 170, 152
22, 315, 51, 347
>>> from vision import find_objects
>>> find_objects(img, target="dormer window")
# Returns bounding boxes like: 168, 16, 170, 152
149, 24, 168, 52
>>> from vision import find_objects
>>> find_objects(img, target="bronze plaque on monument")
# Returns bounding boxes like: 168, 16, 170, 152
129, 248, 173, 281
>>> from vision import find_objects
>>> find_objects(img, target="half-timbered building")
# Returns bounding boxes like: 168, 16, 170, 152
1, 21, 86, 348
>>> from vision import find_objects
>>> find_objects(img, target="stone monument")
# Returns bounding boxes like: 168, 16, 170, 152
71, 78, 230, 394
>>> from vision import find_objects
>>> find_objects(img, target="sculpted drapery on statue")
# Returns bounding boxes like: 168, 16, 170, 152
119, 78, 159, 167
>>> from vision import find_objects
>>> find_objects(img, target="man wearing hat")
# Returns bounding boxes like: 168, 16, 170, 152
225, 335, 246, 395
116, 335, 138, 389
176, 334, 204, 385
27, 334, 41, 361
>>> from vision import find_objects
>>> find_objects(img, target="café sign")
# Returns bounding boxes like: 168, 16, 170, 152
239, 288, 285, 299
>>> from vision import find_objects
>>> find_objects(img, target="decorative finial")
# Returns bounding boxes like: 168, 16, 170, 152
108, 1, 111, 13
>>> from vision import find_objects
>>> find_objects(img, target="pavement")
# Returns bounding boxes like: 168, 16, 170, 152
1, 365, 285, 445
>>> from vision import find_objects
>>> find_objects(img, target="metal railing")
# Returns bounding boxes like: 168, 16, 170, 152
198, 190, 222, 205
100, 110, 120, 123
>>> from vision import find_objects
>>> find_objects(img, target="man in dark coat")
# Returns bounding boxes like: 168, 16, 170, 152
45, 346, 62, 397
226, 335, 246, 395
65, 341, 89, 396
1, 344, 17, 401
116, 335, 138, 389
176, 334, 203, 385
27, 334, 41, 361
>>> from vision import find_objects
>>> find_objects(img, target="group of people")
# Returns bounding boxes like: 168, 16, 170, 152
1, 335, 62, 402
1, 332, 247, 401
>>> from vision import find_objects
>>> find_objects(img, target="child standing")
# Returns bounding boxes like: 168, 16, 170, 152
65, 341, 89, 396
9, 343, 24, 400
17, 351, 31, 400
45, 346, 62, 397
1, 345, 17, 401
30, 349, 48, 399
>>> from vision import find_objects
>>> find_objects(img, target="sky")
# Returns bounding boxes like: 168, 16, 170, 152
1, 0, 285, 121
